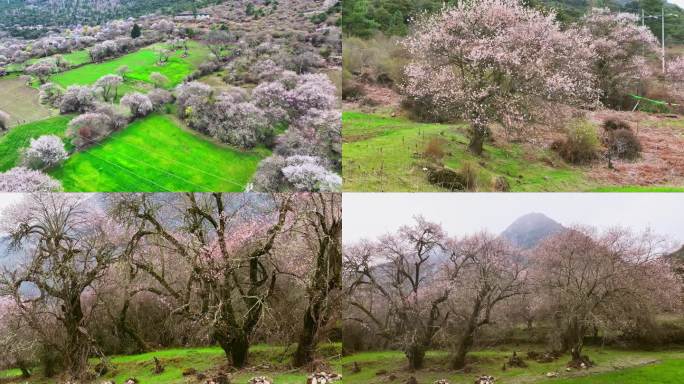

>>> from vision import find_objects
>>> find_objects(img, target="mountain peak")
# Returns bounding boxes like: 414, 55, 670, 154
500, 213, 565, 249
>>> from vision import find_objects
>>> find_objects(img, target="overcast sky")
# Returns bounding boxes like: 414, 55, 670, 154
343, 193, 684, 246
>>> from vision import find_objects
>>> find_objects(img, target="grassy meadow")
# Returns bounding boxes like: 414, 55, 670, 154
341, 347, 684, 384
50, 114, 268, 192
0, 115, 73, 171
49, 41, 211, 95
342, 111, 684, 192
0, 343, 342, 384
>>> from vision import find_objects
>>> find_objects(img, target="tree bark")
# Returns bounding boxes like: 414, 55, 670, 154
406, 343, 426, 371
216, 332, 251, 368
451, 298, 482, 370
293, 307, 318, 367
63, 294, 89, 379
293, 231, 342, 366
468, 120, 490, 155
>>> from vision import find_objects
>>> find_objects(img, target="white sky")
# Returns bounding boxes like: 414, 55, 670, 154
343, 193, 684, 246
671, 0, 684, 10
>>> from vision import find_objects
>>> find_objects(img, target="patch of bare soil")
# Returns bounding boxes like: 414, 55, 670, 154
587, 110, 684, 186
344, 83, 402, 114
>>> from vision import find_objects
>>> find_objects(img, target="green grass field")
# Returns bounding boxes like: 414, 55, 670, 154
0, 115, 73, 171
0, 343, 342, 384
50, 114, 267, 192
343, 111, 684, 192
0, 76, 56, 127
50, 41, 211, 93
342, 112, 594, 192
341, 347, 684, 384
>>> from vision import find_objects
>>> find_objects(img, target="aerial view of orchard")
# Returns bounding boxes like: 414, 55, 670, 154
0, 0, 341, 192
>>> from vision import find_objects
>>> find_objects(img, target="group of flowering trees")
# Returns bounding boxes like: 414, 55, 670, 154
176, 67, 342, 192
402, 0, 658, 155
0, 192, 342, 380
344, 217, 681, 371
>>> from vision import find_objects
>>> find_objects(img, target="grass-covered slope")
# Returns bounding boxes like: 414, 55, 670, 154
0, 344, 342, 384
0, 115, 73, 171
50, 114, 267, 192
342, 111, 684, 192
50, 41, 211, 91
341, 347, 684, 384
342, 112, 592, 192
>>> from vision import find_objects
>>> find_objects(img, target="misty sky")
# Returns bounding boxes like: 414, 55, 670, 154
343, 193, 684, 246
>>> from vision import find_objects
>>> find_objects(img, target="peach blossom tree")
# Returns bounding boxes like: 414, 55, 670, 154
402, 0, 599, 155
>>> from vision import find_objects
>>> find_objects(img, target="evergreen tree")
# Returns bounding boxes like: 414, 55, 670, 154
131, 23, 141, 39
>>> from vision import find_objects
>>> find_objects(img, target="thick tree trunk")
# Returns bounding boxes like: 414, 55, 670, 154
451, 335, 474, 370
293, 305, 318, 367
468, 121, 489, 155
293, 214, 342, 368
216, 332, 251, 368
63, 295, 89, 379
406, 344, 425, 371
451, 298, 482, 370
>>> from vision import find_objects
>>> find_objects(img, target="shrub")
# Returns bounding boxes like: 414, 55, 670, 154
552, 120, 599, 164
121, 92, 153, 118
148, 89, 174, 110
492, 175, 510, 192
0, 110, 9, 131
423, 137, 447, 161
0, 167, 61, 192
149, 72, 169, 88
38, 83, 64, 107
22, 135, 68, 169
607, 128, 641, 160
67, 112, 114, 148
426, 165, 466, 191
602, 117, 631, 131
460, 161, 479, 191
342, 69, 364, 100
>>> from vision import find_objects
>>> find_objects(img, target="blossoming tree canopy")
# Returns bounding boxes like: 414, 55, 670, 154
402, 0, 600, 155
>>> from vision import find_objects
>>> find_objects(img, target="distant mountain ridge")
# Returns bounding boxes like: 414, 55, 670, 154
0, 0, 223, 31
500, 212, 566, 249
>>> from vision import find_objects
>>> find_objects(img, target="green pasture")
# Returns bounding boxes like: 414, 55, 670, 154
49, 41, 211, 92
50, 114, 267, 192
0, 115, 72, 171
0, 343, 342, 384
341, 347, 684, 384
